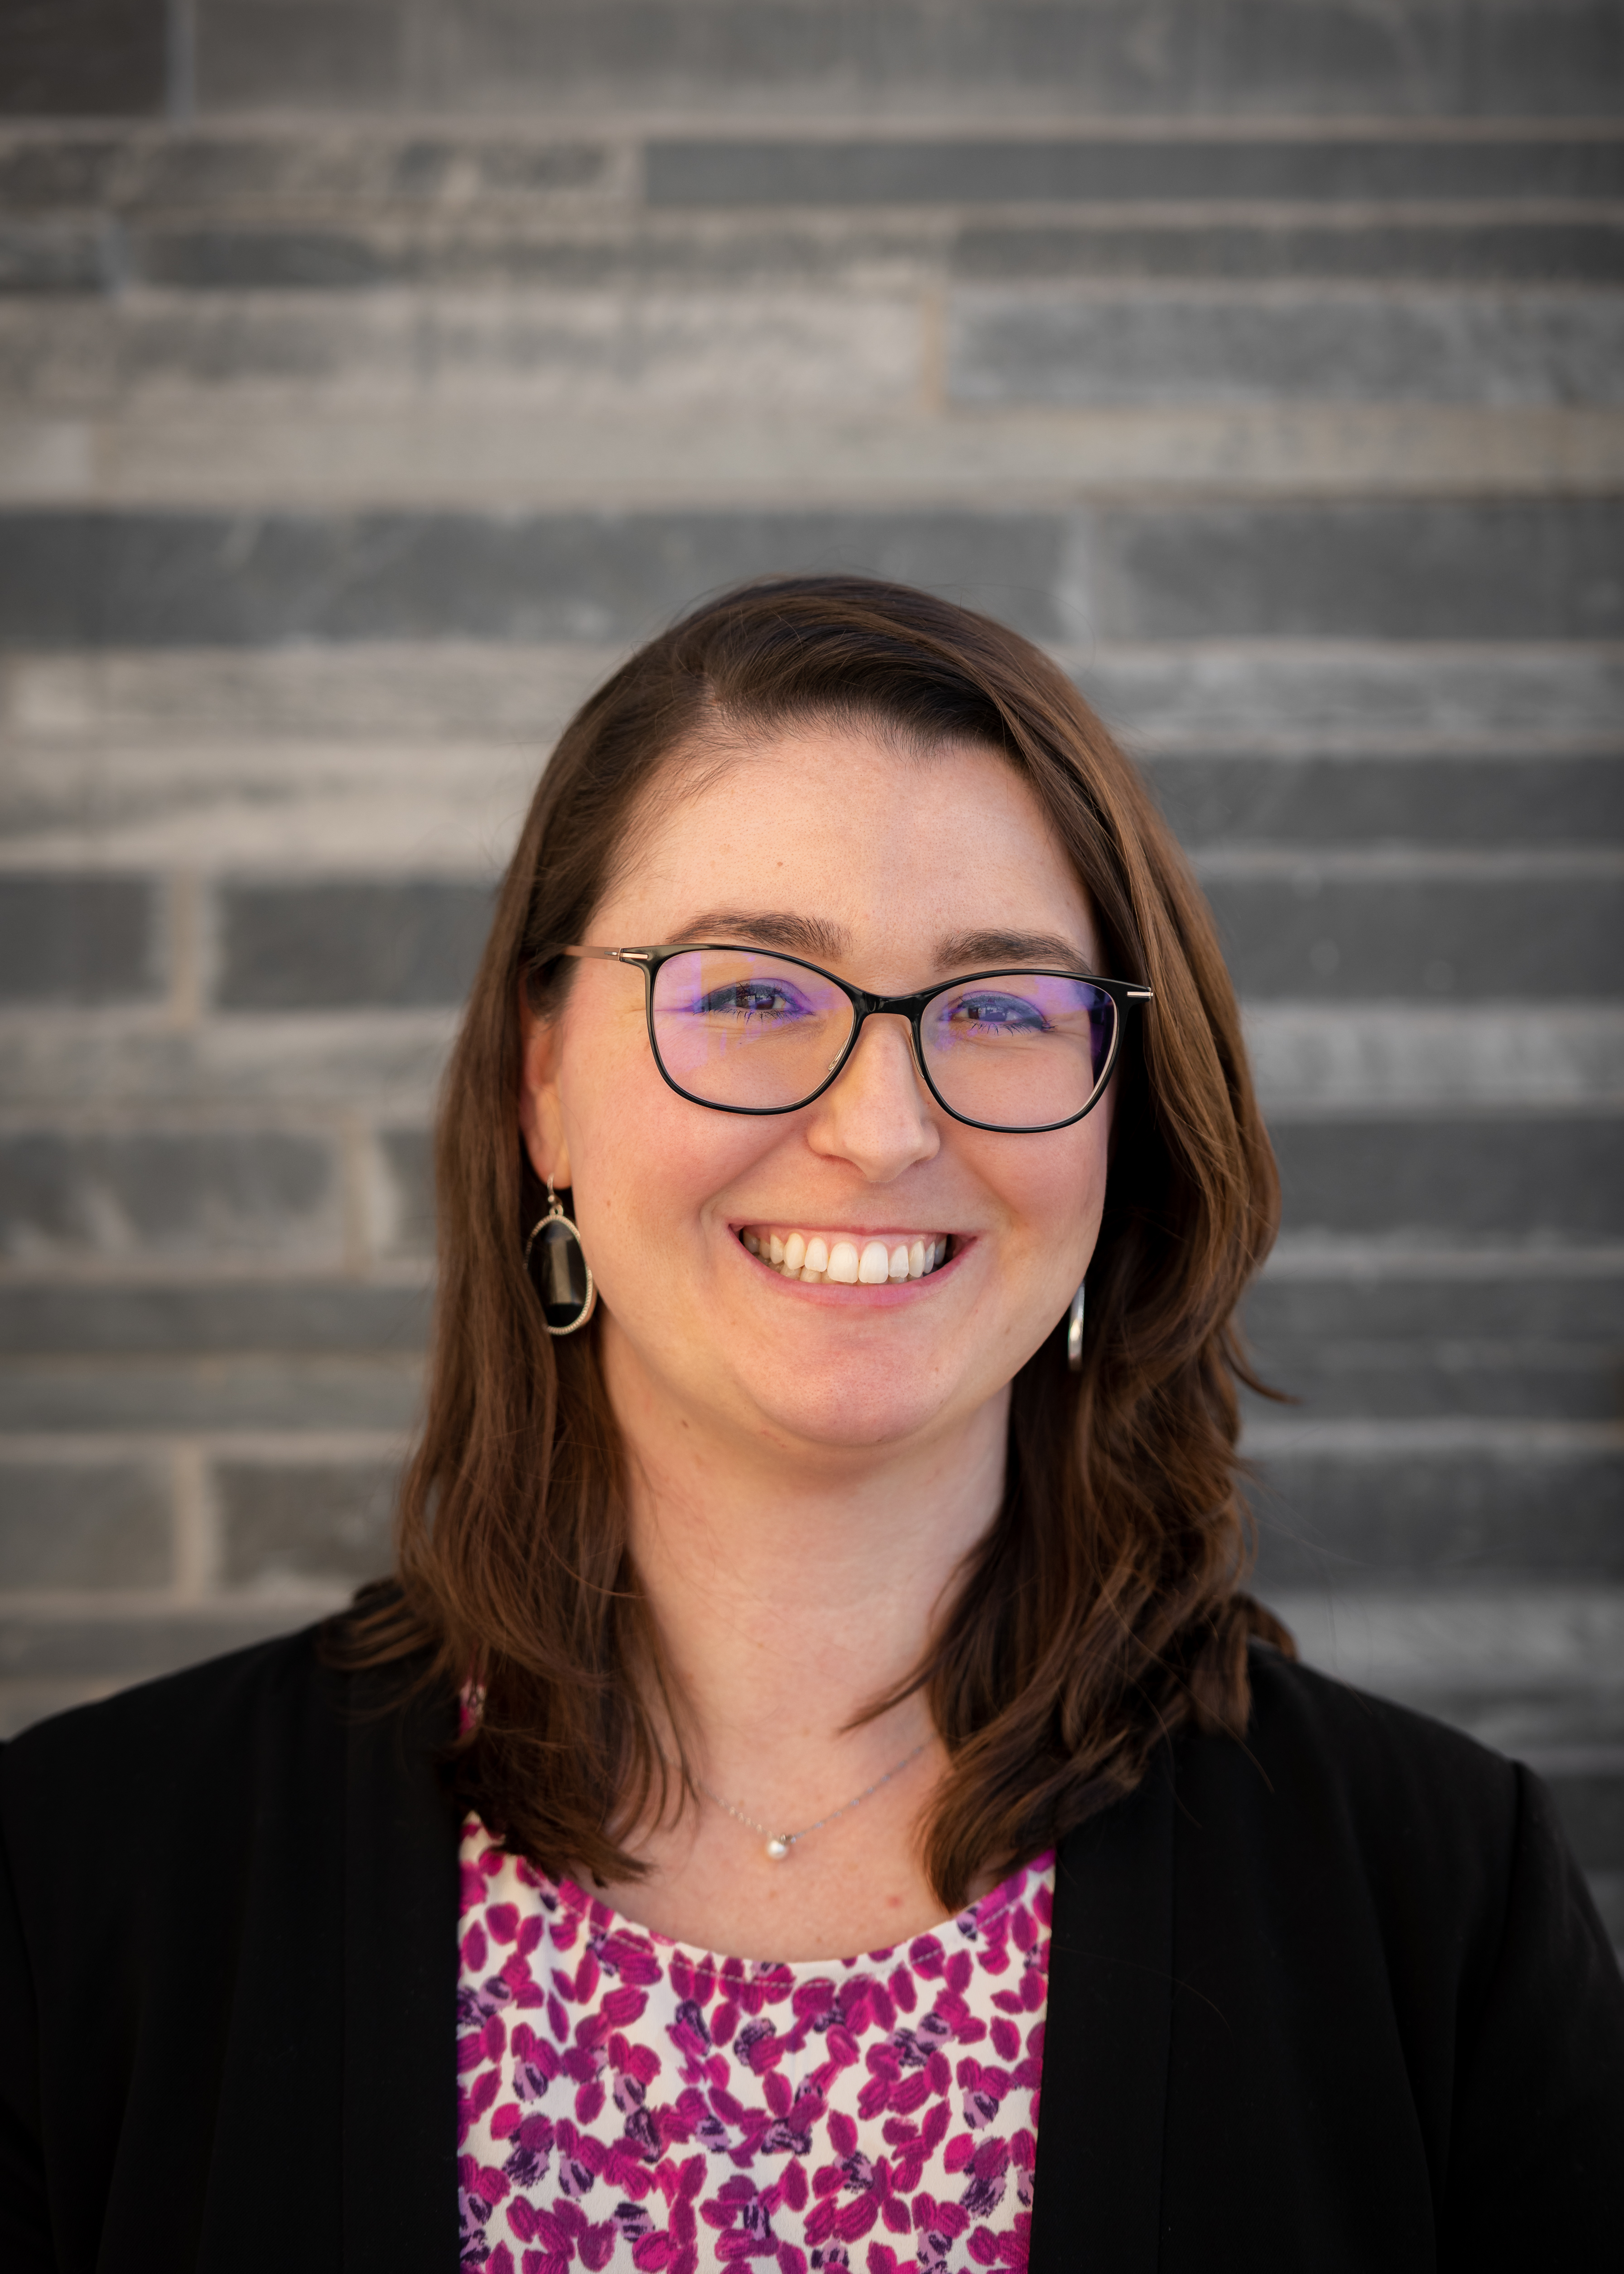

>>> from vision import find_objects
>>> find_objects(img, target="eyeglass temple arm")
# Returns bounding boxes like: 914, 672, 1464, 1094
545, 945, 652, 965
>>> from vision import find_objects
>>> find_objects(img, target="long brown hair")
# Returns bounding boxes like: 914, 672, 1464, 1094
345, 573, 1291, 1909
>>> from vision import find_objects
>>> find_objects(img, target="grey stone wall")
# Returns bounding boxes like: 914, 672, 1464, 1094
0, 1, 1620, 1941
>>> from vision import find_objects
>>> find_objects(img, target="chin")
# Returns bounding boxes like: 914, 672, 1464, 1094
743, 1370, 962, 1454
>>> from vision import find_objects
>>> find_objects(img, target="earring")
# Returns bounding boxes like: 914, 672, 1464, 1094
1066, 1280, 1086, 1371
524, 1179, 597, 1336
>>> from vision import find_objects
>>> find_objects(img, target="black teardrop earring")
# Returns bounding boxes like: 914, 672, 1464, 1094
1066, 1280, 1086, 1371
524, 1179, 597, 1336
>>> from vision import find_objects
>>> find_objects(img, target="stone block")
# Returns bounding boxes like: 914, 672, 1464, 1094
1085, 499, 1624, 642
0, 873, 163, 1005
950, 290, 1624, 409
197, 3, 412, 110
952, 219, 1624, 285
0, 0, 166, 117
0, 1458, 171, 1587
0, 508, 1070, 647
217, 877, 492, 1010
0, 220, 113, 294
0, 1354, 423, 1431
1203, 871, 1621, 999
215, 1456, 399, 1584
0, 1278, 431, 1353
0, 1128, 341, 1262
1269, 1115, 1624, 1241
646, 135, 1624, 208
1143, 755, 1624, 851
1248, 1437, 1624, 1581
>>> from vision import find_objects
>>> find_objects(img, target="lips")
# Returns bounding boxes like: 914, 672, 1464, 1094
740, 1226, 951, 1285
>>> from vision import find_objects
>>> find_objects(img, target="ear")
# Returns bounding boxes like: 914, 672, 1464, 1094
518, 986, 573, 1191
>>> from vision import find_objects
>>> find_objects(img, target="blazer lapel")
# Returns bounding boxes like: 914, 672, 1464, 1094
341, 1666, 463, 2273
1028, 1748, 1176, 2274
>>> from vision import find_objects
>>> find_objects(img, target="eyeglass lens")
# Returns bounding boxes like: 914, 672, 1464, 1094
648, 949, 1117, 1129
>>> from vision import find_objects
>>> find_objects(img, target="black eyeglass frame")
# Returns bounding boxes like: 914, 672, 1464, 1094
544, 942, 1154, 1135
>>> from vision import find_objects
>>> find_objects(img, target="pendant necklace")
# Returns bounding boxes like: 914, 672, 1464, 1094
698, 1739, 930, 1861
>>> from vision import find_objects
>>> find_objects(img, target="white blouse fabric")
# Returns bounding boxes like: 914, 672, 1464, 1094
456, 1816, 1053, 2274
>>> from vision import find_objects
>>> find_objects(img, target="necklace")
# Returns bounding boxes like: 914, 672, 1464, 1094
698, 1740, 931, 1861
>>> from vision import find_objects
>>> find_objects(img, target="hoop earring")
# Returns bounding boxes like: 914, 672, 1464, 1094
1066, 1280, 1086, 1371
524, 1178, 597, 1336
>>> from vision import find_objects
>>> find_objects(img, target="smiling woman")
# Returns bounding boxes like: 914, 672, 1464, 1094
1, 577, 1620, 2274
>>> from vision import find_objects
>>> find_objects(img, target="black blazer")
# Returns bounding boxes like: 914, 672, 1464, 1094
1, 1630, 1619, 2272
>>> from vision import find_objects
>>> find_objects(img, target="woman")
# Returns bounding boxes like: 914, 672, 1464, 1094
2, 575, 1619, 2274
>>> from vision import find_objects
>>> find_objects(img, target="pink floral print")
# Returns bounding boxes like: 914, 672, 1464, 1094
457, 1817, 1052, 2274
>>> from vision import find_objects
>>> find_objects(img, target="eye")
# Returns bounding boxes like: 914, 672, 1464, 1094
694, 981, 807, 1021
944, 990, 1052, 1033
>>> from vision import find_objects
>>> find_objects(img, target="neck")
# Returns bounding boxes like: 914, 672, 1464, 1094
602, 1323, 1010, 1817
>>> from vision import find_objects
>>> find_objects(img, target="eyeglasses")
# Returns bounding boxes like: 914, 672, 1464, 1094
546, 943, 1152, 1134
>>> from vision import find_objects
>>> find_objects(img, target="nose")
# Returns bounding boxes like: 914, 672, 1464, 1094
805, 1012, 940, 1180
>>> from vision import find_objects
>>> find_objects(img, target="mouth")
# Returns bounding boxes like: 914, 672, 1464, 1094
739, 1225, 954, 1285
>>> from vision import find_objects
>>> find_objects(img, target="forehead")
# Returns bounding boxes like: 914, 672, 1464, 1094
600, 723, 1095, 957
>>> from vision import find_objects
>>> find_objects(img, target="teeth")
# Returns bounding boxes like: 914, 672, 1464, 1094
743, 1226, 953, 1280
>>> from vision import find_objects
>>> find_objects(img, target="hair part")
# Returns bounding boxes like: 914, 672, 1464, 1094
339, 572, 1292, 1909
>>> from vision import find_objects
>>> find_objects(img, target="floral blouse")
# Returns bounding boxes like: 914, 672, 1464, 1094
456, 1817, 1054, 2274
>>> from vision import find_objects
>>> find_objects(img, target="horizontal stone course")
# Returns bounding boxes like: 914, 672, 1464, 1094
646, 135, 1624, 209
1205, 870, 1623, 997
1270, 1115, 1624, 1240
217, 877, 493, 1009
0, 872, 162, 1003
1249, 1438, 1624, 1580
0, 290, 921, 408
0, 1127, 341, 1262
1242, 1341, 1620, 1421
3, 502, 1620, 649
1142, 753, 1624, 848
1246, 1266, 1624, 1342
950, 290, 1624, 408
0, 130, 614, 209
0, 1278, 431, 1353
183, 4, 1624, 121
216, 1456, 397, 1584
951, 219, 1624, 284
0, 1456, 171, 1586
8, 638, 1612, 747
0, 1353, 423, 1430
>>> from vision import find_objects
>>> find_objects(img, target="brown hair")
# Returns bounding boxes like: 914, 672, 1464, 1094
347, 572, 1291, 1909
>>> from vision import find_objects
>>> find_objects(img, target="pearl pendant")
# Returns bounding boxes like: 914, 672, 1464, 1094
765, 1835, 791, 1861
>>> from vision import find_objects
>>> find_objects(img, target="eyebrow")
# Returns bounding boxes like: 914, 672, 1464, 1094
934, 927, 1093, 971
670, 910, 849, 961
665, 912, 1093, 976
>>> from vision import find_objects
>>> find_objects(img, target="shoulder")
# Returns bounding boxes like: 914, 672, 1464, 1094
1176, 1643, 1524, 1939
0, 1622, 363, 1864
1241, 1642, 1516, 1818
